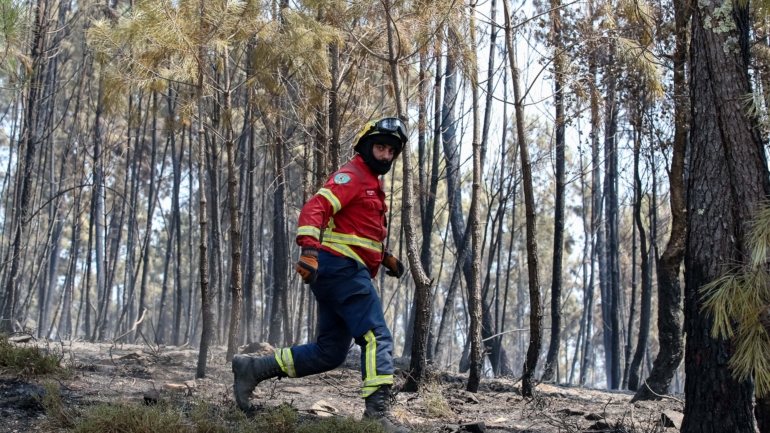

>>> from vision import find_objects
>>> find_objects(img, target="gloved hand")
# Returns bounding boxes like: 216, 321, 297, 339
382, 252, 405, 278
296, 248, 319, 284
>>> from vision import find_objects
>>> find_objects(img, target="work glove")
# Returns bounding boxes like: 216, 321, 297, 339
296, 248, 319, 284
382, 252, 405, 278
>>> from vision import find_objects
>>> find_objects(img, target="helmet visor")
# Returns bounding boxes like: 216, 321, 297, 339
375, 117, 408, 143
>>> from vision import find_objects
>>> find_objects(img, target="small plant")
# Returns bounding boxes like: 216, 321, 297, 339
296, 416, 384, 433
190, 402, 299, 433
420, 381, 453, 418
0, 334, 62, 377
182, 400, 251, 433
41, 380, 76, 429
72, 402, 189, 433
253, 404, 299, 433
63, 398, 387, 433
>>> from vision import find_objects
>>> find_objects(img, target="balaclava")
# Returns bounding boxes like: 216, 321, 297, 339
357, 136, 400, 175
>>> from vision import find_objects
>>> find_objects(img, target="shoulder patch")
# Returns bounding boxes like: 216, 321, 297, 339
334, 173, 351, 184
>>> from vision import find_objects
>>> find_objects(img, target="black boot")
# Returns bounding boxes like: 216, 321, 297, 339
232, 354, 286, 412
363, 385, 410, 433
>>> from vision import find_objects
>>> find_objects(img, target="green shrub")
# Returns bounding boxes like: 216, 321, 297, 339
52, 393, 390, 433
252, 404, 299, 433
421, 381, 453, 418
41, 380, 76, 429
0, 334, 62, 377
296, 416, 384, 433
72, 403, 190, 433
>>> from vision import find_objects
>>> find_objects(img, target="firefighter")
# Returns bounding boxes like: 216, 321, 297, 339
232, 117, 409, 433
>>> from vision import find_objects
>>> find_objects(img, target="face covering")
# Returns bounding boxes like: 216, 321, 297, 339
360, 142, 393, 175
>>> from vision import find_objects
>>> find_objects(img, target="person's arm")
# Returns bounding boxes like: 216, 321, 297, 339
295, 171, 359, 283
382, 251, 405, 278
296, 173, 359, 247
296, 193, 333, 250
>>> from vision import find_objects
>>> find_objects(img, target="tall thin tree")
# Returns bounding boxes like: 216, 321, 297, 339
382, 0, 432, 392
504, 0, 542, 398
223, 44, 244, 361
466, 1, 484, 393
196, 0, 212, 378
542, 0, 567, 382
1, 0, 48, 332
632, 0, 688, 402
628, 98, 652, 391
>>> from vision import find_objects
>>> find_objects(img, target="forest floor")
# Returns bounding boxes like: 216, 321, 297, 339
1, 339, 684, 433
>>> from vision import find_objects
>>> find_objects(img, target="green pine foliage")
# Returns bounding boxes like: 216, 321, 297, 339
0, 0, 26, 78
612, 0, 664, 99
701, 203, 770, 396
86, 0, 342, 115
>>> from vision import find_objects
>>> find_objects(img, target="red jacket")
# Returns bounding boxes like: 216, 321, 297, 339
296, 155, 387, 277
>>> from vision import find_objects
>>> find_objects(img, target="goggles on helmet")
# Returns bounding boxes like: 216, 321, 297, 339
354, 117, 409, 148
373, 117, 408, 143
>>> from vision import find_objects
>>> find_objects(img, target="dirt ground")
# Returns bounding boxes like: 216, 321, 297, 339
0, 340, 684, 433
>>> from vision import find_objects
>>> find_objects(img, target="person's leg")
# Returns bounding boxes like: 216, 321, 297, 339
355, 324, 394, 397
233, 299, 351, 410
328, 260, 406, 432
286, 299, 352, 377
233, 251, 355, 412
338, 273, 394, 397
232, 353, 286, 411
290, 251, 397, 394
287, 251, 362, 376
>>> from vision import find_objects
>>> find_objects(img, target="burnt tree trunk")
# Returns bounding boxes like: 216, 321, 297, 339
681, 0, 769, 431
196, 0, 212, 378
382, 0, 432, 392
628, 100, 652, 391
542, 0, 566, 382
223, 46, 243, 362
632, 0, 688, 403
505, 0, 542, 397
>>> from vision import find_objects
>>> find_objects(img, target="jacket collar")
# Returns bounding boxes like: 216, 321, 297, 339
352, 154, 379, 179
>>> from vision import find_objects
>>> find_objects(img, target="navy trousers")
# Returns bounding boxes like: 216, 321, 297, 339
276, 251, 395, 397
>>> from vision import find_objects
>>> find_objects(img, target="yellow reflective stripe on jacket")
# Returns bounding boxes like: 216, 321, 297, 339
317, 188, 341, 214
297, 225, 321, 240
322, 229, 382, 252
322, 242, 365, 266
274, 348, 297, 378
